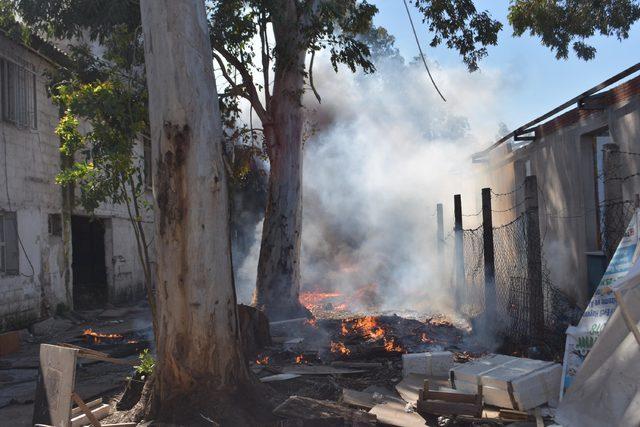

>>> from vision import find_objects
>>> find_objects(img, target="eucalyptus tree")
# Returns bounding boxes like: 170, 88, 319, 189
209, 0, 502, 319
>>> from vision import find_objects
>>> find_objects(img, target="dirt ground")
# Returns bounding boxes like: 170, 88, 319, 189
0, 300, 152, 426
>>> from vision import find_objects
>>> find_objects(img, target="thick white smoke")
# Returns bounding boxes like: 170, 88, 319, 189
233, 52, 510, 315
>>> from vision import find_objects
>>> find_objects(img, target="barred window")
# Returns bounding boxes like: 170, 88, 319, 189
0, 211, 19, 275
0, 56, 37, 129
143, 138, 152, 188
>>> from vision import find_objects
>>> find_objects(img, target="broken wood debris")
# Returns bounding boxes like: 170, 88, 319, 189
273, 395, 377, 425
416, 379, 483, 418
369, 401, 428, 427
57, 343, 137, 366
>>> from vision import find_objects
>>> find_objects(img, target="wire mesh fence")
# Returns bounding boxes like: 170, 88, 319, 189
460, 225, 484, 317
601, 199, 637, 260
458, 203, 581, 356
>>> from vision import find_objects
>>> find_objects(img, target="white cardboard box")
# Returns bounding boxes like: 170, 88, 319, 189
451, 354, 561, 411
402, 351, 453, 378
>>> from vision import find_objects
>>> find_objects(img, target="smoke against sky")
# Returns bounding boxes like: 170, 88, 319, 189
234, 51, 509, 314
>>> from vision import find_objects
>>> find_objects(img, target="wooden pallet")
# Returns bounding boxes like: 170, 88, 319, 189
416, 379, 483, 418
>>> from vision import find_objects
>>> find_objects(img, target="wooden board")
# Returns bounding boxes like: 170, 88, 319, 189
71, 398, 103, 417
395, 374, 451, 404
369, 401, 428, 427
281, 365, 365, 375
70, 403, 110, 427
273, 396, 376, 425
331, 361, 382, 369
32, 344, 79, 427
260, 373, 301, 382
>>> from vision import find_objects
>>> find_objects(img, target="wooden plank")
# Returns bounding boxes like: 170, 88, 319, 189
71, 393, 102, 427
70, 402, 110, 427
32, 344, 79, 427
259, 373, 300, 382
330, 361, 382, 369
424, 390, 477, 403
71, 398, 103, 416
273, 396, 376, 425
369, 401, 428, 427
417, 400, 481, 417
342, 389, 377, 410
534, 407, 544, 427
281, 365, 365, 375
395, 374, 450, 404
614, 290, 640, 346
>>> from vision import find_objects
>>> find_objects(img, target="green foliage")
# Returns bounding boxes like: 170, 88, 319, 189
509, 0, 640, 60
412, 0, 502, 72
17, 0, 139, 42
134, 348, 155, 379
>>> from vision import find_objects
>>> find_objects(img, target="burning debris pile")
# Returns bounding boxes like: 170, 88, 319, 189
254, 313, 475, 371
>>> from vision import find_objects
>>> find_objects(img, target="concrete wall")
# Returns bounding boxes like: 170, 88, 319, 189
0, 36, 154, 331
481, 89, 640, 308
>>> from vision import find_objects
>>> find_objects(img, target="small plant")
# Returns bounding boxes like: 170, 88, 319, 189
134, 349, 155, 380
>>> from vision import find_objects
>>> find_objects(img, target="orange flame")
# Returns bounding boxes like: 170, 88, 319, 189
383, 337, 403, 353
256, 355, 269, 365
330, 341, 351, 355
342, 316, 385, 340
300, 292, 342, 310
82, 329, 124, 344
295, 354, 306, 364
420, 333, 433, 344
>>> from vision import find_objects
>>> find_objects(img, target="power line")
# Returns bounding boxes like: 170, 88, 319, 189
401, 0, 447, 102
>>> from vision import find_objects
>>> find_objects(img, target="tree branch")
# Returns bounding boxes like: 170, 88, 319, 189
309, 49, 321, 104
212, 52, 246, 98
259, 12, 271, 107
211, 43, 270, 124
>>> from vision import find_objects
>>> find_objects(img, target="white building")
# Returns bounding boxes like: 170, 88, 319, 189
0, 33, 153, 332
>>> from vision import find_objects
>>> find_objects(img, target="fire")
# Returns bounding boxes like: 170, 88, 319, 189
256, 355, 269, 365
383, 337, 403, 353
294, 354, 308, 364
300, 291, 342, 310
420, 333, 433, 344
342, 316, 385, 340
82, 329, 124, 344
330, 341, 351, 355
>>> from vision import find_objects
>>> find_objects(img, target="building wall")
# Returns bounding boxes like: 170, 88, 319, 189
0, 36, 153, 331
482, 88, 640, 308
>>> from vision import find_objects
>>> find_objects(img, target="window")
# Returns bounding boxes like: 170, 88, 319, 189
0, 211, 19, 275
0, 56, 37, 129
143, 138, 152, 188
48, 213, 62, 236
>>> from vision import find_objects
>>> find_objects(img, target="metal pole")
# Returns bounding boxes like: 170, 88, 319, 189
436, 203, 444, 256
524, 176, 544, 343
454, 195, 464, 311
482, 188, 496, 325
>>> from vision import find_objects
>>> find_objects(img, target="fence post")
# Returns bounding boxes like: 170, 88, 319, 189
524, 175, 544, 343
454, 195, 464, 311
603, 143, 623, 258
436, 203, 444, 256
482, 188, 496, 325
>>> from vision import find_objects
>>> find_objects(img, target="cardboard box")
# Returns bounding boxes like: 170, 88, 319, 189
451, 354, 561, 411
402, 351, 453, 378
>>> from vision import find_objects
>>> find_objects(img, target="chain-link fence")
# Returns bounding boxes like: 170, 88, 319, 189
460, 225, 484, 317
601, 199, 636, 260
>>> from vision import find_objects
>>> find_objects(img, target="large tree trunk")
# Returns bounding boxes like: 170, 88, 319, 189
140, 0, 248, 413
253, 3, 310, 321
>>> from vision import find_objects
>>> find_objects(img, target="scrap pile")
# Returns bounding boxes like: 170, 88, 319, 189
252, 314, 562, 426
